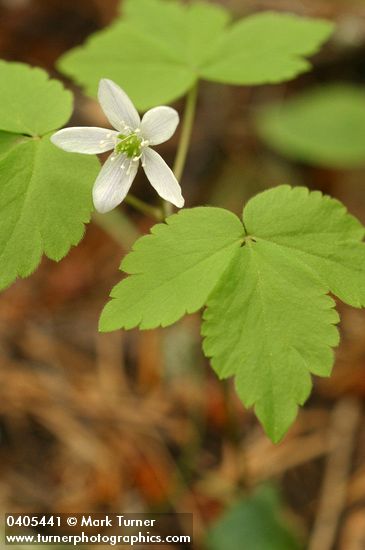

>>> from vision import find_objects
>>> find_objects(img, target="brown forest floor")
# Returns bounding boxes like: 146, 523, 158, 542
1, 1, 365, 549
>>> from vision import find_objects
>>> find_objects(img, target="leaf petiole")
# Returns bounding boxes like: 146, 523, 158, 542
124, 193, 164, 221
162, 81, 199, 218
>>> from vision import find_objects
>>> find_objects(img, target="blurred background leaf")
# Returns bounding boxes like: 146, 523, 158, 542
0, 1, 365, 549
205, 485, 302, 550
256, 84, 365, 168
58, 0, 334, 109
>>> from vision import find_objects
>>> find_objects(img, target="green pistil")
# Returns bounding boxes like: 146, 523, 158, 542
115, 133, 142, 158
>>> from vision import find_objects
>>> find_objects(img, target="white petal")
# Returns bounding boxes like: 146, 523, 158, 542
141, 106, 179, 145
93, 153, 139, 213
142, 148, 184, 208
98, 79, 140, 132
51, 127, 118, 154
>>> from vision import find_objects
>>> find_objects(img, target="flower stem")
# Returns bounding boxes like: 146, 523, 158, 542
162, 82, 199, 218
93, 209, 140, 249
125, 193, 163, 221
174, 82, 199, 181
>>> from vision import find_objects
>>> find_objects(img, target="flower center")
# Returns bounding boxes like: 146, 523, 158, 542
115, 132, 142, 158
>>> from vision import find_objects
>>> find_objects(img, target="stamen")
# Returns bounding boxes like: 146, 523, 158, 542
118, 135, 132, 144
115, 132, 142, 159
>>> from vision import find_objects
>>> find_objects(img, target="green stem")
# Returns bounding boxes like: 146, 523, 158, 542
174, 82, 199, 181
94, 193, 162, 248
162, 82, 199, 218
124, 193, 163, 221
93, 209, 140, 250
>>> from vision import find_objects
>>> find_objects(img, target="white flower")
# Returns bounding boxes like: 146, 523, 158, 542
51, 79, 184, 213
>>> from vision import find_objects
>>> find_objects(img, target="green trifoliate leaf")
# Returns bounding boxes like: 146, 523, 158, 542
0, 61, 73, 136
123, 0, 230, 68
243, 185, 365, 307
201, 11, 334, 85
257, 85, 365, 168
0, 130, 24, 160
58, 0, 334, 110
203, 244, 339, 442
0, 136, 98, 289
203, 186, 365, 441
206, 486, 301, 550
101, 185, 365, 441
99, 208, 244, 330
0, 61, 99, 289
